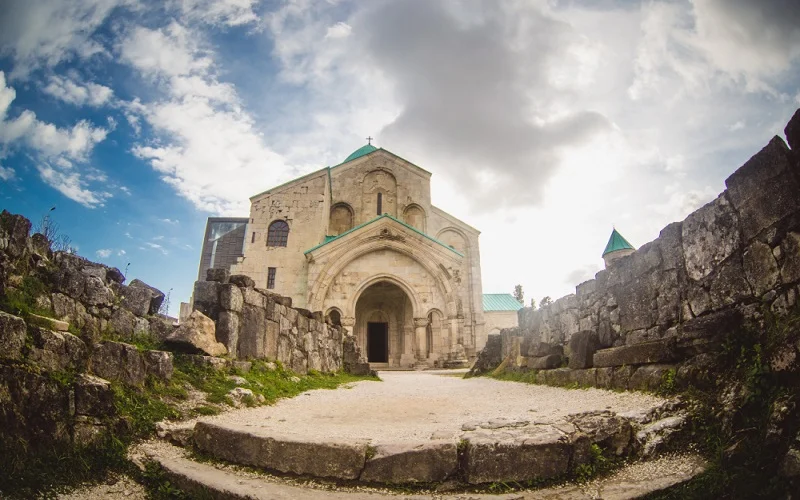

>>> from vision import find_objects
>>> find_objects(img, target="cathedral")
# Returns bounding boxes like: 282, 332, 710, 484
211, 143, 486, 368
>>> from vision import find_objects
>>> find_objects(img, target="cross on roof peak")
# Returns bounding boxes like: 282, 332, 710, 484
366, 136, 373, 145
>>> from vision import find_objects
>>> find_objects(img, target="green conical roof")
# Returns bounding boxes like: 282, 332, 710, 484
602, 228, 635, 256
343, 144, 378, 163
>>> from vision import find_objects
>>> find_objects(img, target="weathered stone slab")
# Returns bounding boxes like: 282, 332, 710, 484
229, 274, 255, 288
165, 310, 226, 357
194, 422, 368, 480
529, 342, 563, 358
682, 193, 741, 281
743, 240, 781, 297
120, 283, 154, 317
217, 310, 240, 357
594, 339, 677, 368
0, 311, 27, 360
193, 280, 221, 320
568, 411, 633, 456
144, 350, 174, 381
28, 326, 87, 372
725, 136, 799, 241
628, 364, 677, 392
206, 268, 229, 283
91, 341, 146, 386
129, 279, 165, 315
360, 442, 457, 483
238, 304, 266, 359
74, 374, 114, 417
219, 284, 243, 312
463, 425, 571, 484
569, 330, 600, 369
527, 354, 563, 370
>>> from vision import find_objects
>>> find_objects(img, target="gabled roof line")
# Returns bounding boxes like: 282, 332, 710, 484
304, 214, 464, 257
330, 147, 432, 176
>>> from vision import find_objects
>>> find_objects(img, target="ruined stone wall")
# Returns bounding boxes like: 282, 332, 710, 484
193, 271, 344, 374
473, 109, 800, 392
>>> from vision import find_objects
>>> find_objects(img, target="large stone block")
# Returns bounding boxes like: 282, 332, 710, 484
463, 425, 571, 484
781, 232, 800, 285
120, 283, 153, 317
593, 339, 677, 368
128, 279, 165, 315
0, 311, 26, 361
568, 411, 633, 456
725, 136, 799, 241
144, 350, 174, 381
682, 193, 741, 281
361, 442, 457, 483
628, 364, 677, 392
194, 422, 368, 480
83, 276, 113, 306
91, 341, 146, 386
217, 310, 240, 357
193, 280, 221, 320
529, 342, 563, 358
0, 210, 31, 258
219, 284, 243, 312
206, 268, 229, 283
27, 326, 87, 372
743, 240, 780, 296
527, 354, 563, 370
238, 304, 267, 359
165, 310, 226, 357
229, 274, 255, 288
708, 256, 753, 310
613, 274, 657, 332
568, 330, 600, 369
74, 374, 114, 417
110, 306, 138, 338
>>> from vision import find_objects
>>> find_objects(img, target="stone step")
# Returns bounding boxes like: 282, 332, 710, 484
136, 440, 707, 499
189, 410, 687, 486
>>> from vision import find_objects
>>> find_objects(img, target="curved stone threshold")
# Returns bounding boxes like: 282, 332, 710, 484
136, 440, 707, 499
189, 408, 685, 486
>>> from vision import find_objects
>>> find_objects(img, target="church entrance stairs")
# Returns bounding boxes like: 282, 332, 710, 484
145, 371, 704, 494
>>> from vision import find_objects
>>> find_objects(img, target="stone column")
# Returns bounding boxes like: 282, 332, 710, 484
413, 317, 429, 360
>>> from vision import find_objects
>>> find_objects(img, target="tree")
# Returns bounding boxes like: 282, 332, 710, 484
32, 213, 74, 253
530, 297, 537, 310
540, 296, 552, 308
513, 284, 524, 305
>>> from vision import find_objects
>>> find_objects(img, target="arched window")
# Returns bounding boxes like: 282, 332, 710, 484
377, 192, 383, 215
267, 220, 289, 247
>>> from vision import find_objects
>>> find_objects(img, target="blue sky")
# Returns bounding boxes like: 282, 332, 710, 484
1, 0, 799, 313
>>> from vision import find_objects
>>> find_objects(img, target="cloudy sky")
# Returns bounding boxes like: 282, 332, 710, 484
1, 0, 798, 313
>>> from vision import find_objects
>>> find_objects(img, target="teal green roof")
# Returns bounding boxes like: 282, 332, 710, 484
483, 294, 523, 312
602, 228, 635, 256
343, 144, 378, 163
304, 214, 464, 256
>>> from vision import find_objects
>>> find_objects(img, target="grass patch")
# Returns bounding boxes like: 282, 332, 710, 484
1, 276, 53, 318
173, 358, 379, 408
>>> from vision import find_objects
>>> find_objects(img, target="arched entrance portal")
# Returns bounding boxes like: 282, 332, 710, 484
354, 281, 414, 366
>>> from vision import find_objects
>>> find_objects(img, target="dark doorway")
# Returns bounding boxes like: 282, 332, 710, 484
367, 322, 388, 362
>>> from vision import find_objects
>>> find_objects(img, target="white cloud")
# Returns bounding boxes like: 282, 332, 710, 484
120, 22, 290, 214
0, 0, 131, 79
0, 165, 15, 181
96, 248, 112, 258
180, 0, 259, 27
118, 249, 126, 256
36, 163, 111, 208
43, 75, 113, 107
0, 71, 109, 207
145, 241, 168, 255
160, 218, 179, 224
325, 22, 352, 39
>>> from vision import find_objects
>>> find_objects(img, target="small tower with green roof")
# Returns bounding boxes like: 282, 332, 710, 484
602, 228, 635, 268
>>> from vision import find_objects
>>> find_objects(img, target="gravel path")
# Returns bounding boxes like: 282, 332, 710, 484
195, 370, 667, 443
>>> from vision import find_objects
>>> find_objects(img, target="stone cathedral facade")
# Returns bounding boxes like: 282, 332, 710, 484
228, 144, 485, 368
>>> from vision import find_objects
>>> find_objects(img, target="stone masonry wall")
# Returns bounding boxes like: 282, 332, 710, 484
472, 108, 800, 392
193, 270, 345, 374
